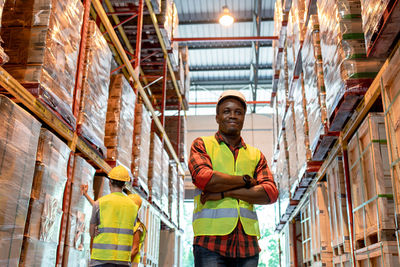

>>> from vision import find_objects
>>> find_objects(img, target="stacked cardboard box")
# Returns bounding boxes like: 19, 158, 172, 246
164, 115, 188, 169
148, 132, 162, 209
317, 0, 383, 121
284, 102, 298, 192
63, 156, 95, 267
161, 149, 170, 216
277, 46, 289, 135
0, 95, 41, 267
276, 132, 290, 218
105, 74, 136, 168
78, 20, 112, 156
20, 129, 71, 266
0, 0, 8, 64
1, 0, 84, 128
132, 103, 151, 194
301, 15, 328, 153
169, 162, 178, 226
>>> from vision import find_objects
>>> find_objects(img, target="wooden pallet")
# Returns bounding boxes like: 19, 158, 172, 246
311, 131, 339, 161
312, 251, 333, 267
333, 253, 352, 267
333, 240, 351, 257
291, 161, 322, 201
355, 241, 399, 266
355, 228, 397, 250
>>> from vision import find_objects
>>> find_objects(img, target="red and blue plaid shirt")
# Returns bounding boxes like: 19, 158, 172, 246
189, 132, 278, 258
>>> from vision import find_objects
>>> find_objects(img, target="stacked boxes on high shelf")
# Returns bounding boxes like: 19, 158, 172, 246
20, 129, 71, 266
148, 132, 163, 210
165, 115, 188, 169
347, 113, 398, 265
105, 74, 136, 168
276, 131, 290, 221
78, 20, 112, 157
161, 149, 170, 216
284, 102, 299, 196
132, 103, 152, 195
169, 162, 178, 226
316, 0, 383, 131
0, 95, 41, 266
178, 46, 190, 100
325, 155, 352, 266
1, 0, 84, 129
381, 45, 400, 259
63, 156, 95, 266
0, 0, 8, 64
310, 182, 333, 266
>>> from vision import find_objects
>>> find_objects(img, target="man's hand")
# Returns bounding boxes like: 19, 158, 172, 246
200, 192, 224, 204
80, 184, 88, 195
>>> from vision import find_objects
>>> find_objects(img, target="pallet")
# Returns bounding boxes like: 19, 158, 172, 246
355, 241, 399, 266
333, 253, 352, 267
291, 161, 322, 201
355, 228, 397, 250
367, 0, 400, 58
311, 131, 339, 161
333, 240, 351, 257
312, 251, 333, 267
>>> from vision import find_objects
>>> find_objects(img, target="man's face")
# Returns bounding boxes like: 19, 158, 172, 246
216, 98, 245, 136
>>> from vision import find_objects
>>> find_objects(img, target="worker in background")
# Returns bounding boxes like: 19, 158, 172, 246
128, 194, 147, 267
189, 90, 279, 267
81, 165, 138, 267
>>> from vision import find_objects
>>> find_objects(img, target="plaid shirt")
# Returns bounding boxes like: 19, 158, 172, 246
189, 132, 278, 258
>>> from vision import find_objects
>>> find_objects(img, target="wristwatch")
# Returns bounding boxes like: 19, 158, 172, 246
242, 175, 253, 189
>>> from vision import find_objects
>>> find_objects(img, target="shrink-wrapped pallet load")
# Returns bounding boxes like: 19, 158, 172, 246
132, 103, 151, 194
284, 102, 298, 191
1, 0, 83, 128
63, 156, 95, 266
317, 0, 382, 126
20, 129, 71, 266
276, 132, 290, 217
148, 132, 162, 208
105, 74, 136, 168
277, 47, 289, 135
0, 95, 41, 267
78, 20, 112, 156
169, 162, 178, 226
164, 115, 188, 168
161, 149, 170, 216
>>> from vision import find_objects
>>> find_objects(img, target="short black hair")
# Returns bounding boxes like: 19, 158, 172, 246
216, 96, 247, 114
109, 178, 126, 188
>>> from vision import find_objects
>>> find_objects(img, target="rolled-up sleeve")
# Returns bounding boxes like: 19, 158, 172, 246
188, 137, 214, 191
254, 153, 279, 203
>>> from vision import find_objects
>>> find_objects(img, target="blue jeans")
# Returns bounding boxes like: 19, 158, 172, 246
193, 245, 259, 267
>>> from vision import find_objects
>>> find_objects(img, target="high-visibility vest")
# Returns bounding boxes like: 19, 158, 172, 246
192, 135, 261, 237
91, 192, 138, 262
132, 221, 146, 263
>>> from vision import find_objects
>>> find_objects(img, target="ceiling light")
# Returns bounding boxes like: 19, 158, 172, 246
219, 5, 234, 27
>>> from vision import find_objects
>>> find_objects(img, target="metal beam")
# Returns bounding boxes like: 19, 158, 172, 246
190, 64, 272, 72
179, 17, 274, 25
191, 78, 272, 86
250, 0, 262, 113
187, 42, 272, 50
173, 36, 278, 42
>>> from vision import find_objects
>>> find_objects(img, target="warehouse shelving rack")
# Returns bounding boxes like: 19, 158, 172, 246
0, 0, 186, 264
277, 40, 400, 266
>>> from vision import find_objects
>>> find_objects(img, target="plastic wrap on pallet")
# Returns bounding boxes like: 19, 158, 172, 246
1, 0, 83, 128
293, 75, 311, 174
287, 11, 295, 83
164, 115, 188, 169
360, 0, 390, 53
317, 0, 383, 119
169, 162, 178, 226
168, 3, 179, 71
277, 48, 289, 133
292, 0, 306, 58
21, 128, 70, 267
151, 0, 162, 14
153, 0, 175, 50
276, 132, 290, 217
347, 113, 394, 244
273, 0, 283, 71
178, 175, 184, 229
132, 103, 151, 193
161, 149, 170, 215
149, 132, 162, 206
105, 74, 136, 168
284, 102, 298, 191
78, 20, 112, 156
0, 95, 41, 267
65, 155, 95, 266
302, 15, 325, 152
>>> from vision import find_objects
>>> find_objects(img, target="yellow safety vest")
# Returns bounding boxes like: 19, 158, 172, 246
192, 135, 261, 237
91, 192, 138, 262
132, 221, 146, 263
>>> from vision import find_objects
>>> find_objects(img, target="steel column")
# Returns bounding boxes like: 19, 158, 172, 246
160, 56, 168, 132
134, 0, 144, 72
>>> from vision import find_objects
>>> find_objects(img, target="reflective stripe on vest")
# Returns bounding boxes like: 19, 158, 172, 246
192, 135, 261, 237
91, 192, 138, 262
